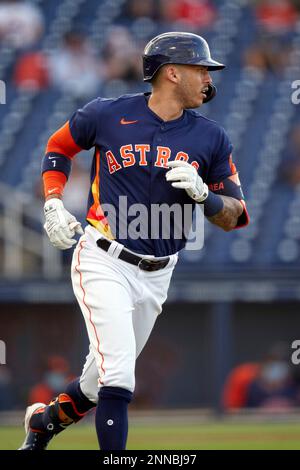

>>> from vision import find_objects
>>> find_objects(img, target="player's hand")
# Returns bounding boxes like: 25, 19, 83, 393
166, 160, 209, 202
43, 198, 84, 250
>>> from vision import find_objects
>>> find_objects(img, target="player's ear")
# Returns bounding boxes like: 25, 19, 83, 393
166, 65, 180, 84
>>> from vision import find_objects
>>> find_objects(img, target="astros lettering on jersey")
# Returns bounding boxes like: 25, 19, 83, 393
42, 93, 249, 257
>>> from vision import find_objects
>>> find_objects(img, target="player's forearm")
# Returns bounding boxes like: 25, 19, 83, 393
207, 195, 243, 232
42, 121, 82, 200
42, 170, 67, 200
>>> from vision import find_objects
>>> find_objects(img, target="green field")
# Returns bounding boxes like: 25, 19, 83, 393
2, 421, 300, 450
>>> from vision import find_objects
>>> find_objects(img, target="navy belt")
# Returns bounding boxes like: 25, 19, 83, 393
96, 238, 170, 272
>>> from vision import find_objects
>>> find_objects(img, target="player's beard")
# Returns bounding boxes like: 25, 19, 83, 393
176, 80, 204, 109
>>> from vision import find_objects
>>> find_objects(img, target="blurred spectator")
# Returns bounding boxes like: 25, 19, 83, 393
13, 50, 49, 91
0, 0, 44, 49
281, 124, 300, 186
222, 363, 260, 410
48, 31, 102, 99
223, 342, 300, 411
0, 366, 15, 410
253, 0, 299, 34
246, 360, 298, 410
244, 0, 298, 74
102, 26, 142, 83
158, 0, 217, 31
243, 35, 292, 74
29, 355, 74, 405
118, 0, 158, 42
122, 0, 157, 21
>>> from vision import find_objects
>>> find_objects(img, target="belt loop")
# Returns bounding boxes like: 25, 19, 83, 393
113, 243, 123, 259
107, 241, 119, 258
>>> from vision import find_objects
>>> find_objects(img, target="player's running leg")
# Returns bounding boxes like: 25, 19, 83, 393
18, 377, 96, 450
133, 254, 176, 354
71, 238, 136, 450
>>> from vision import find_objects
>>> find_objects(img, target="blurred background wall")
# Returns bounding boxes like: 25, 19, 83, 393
1, 0, 300, 413
1, 302, 300, 410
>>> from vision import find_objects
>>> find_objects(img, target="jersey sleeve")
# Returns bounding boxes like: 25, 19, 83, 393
206, 127, 249, 228
207, 126, 234, 184
42, 98, 101, 198
68, 98, 100, 150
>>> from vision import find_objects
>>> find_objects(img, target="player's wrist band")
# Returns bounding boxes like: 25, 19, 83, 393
202, 190, 224, 217
42, 153, 72, 178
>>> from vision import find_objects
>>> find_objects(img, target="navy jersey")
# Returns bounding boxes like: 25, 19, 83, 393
67, 93, 244, 256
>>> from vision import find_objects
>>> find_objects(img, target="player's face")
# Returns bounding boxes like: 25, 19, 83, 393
175, 65, 212, 109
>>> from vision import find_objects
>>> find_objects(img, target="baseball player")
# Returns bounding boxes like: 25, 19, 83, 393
19, 32, 249, 451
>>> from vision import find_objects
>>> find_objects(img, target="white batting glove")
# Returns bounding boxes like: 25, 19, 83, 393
43, 198, 84, 250
166, 160, 209, 202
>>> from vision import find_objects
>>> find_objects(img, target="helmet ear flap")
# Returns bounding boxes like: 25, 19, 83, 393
203, 84, 217, 103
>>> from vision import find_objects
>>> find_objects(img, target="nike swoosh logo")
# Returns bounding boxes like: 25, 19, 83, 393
120, 118, 138, 125
48, 188, 59, 194
48, 156, 57, 159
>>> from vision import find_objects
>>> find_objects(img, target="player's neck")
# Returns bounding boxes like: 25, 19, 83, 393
148, 91, 184, 122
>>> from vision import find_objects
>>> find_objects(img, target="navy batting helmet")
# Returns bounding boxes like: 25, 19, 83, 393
143, 32, 225, 82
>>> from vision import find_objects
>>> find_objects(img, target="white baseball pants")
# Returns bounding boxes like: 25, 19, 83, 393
71, 225, 177, 402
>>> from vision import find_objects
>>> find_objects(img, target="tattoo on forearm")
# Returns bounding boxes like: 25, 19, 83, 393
208, 196, 243, 232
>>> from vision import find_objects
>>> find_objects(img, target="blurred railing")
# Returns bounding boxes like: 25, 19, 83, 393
0, 182, 63, 279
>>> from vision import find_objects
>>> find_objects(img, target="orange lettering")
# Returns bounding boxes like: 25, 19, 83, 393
155, 146, 171, 168
135, 144, 150, 166
120, 144, 136, 168
175, 151, 189, 162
